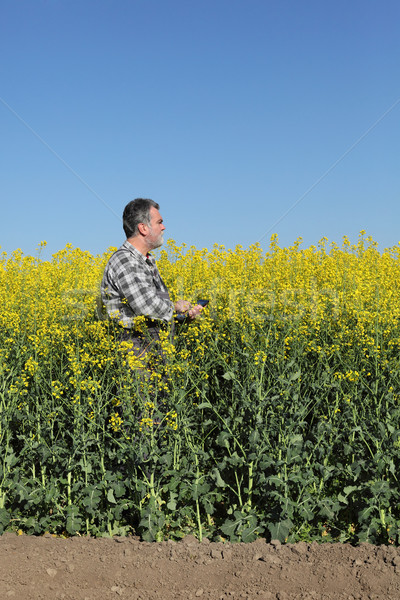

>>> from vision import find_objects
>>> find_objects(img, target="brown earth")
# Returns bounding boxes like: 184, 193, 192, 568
1, 533, 400, 600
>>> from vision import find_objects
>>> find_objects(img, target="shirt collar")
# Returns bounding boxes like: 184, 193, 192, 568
122, 240, 155, 264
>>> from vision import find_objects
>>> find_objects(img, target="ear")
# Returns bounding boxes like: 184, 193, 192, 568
137, 222, 148, 236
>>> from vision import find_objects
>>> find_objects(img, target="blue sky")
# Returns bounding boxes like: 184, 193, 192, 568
1, 0, 399, 259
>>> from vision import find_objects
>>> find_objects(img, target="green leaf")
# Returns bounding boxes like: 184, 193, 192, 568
343, 485, 359, 496
5, 453, 18, 469
216, 431, 231, 448
0, 508, 10, 533
318, 499, 340, 519
139, 499, 165, 542
107, 489, 116, 504
191, 481, 210, 501
241, 521, 263, 543
66, 506, 83, 535
211, 468, 226, 488
82, 487, 102, 512
290, 370, 301, 381
266, 475, 285, 488
167, 492, 177, 511
220, 518, 240, 541
198, 402, 212, 409
222, 371, 235, 380
289, 434, 303, 446
113, 482, 126, 498
249, 430, 260, 445
201, 497, 215, 515
267, 518, 293, 542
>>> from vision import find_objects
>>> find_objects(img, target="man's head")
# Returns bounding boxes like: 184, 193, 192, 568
123, 198, 165, 251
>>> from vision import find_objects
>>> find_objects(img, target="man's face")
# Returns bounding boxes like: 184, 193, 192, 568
147, 207, 166, 249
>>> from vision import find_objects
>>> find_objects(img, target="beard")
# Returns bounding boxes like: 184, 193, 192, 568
149, 231, 164, 249
154, 234, 164, 248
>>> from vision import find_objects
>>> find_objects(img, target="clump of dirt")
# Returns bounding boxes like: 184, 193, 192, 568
1, 533, 400, 599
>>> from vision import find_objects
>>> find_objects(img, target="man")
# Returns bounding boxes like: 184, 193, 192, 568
101, 198, 202, 356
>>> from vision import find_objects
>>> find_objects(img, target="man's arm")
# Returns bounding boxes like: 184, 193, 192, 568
105, 256, 174, 322
102, 248, 203, 324
120, 267, 173, 321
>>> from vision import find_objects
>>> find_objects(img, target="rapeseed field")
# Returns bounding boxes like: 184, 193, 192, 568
1, 232, 400, 543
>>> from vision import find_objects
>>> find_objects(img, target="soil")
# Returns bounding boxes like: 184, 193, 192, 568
1, 534, 400, 600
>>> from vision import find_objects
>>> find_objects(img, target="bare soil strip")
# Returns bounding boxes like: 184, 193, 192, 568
1, 534, 400, 599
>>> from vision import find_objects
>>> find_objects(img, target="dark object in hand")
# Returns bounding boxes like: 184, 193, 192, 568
197, 299, 209, 307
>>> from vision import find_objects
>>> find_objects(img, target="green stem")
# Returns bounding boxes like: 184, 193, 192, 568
246, 461, 254, 509
194, 455, 203, 542
67, 469, 72, 506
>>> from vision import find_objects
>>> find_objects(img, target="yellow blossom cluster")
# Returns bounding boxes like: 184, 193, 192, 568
1, 232, 400, 438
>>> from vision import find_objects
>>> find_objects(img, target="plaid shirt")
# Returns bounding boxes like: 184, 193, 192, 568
101, 241, 174, 328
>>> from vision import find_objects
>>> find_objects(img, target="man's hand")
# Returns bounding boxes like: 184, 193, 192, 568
174, 300, 204, 320
174, 300, 192, 314
187, 304, 203, 319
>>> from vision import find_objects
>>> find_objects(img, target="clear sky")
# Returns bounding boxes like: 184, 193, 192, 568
1, 0, 399, 259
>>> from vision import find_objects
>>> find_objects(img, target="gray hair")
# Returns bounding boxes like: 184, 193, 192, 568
122, 198, 160, 238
